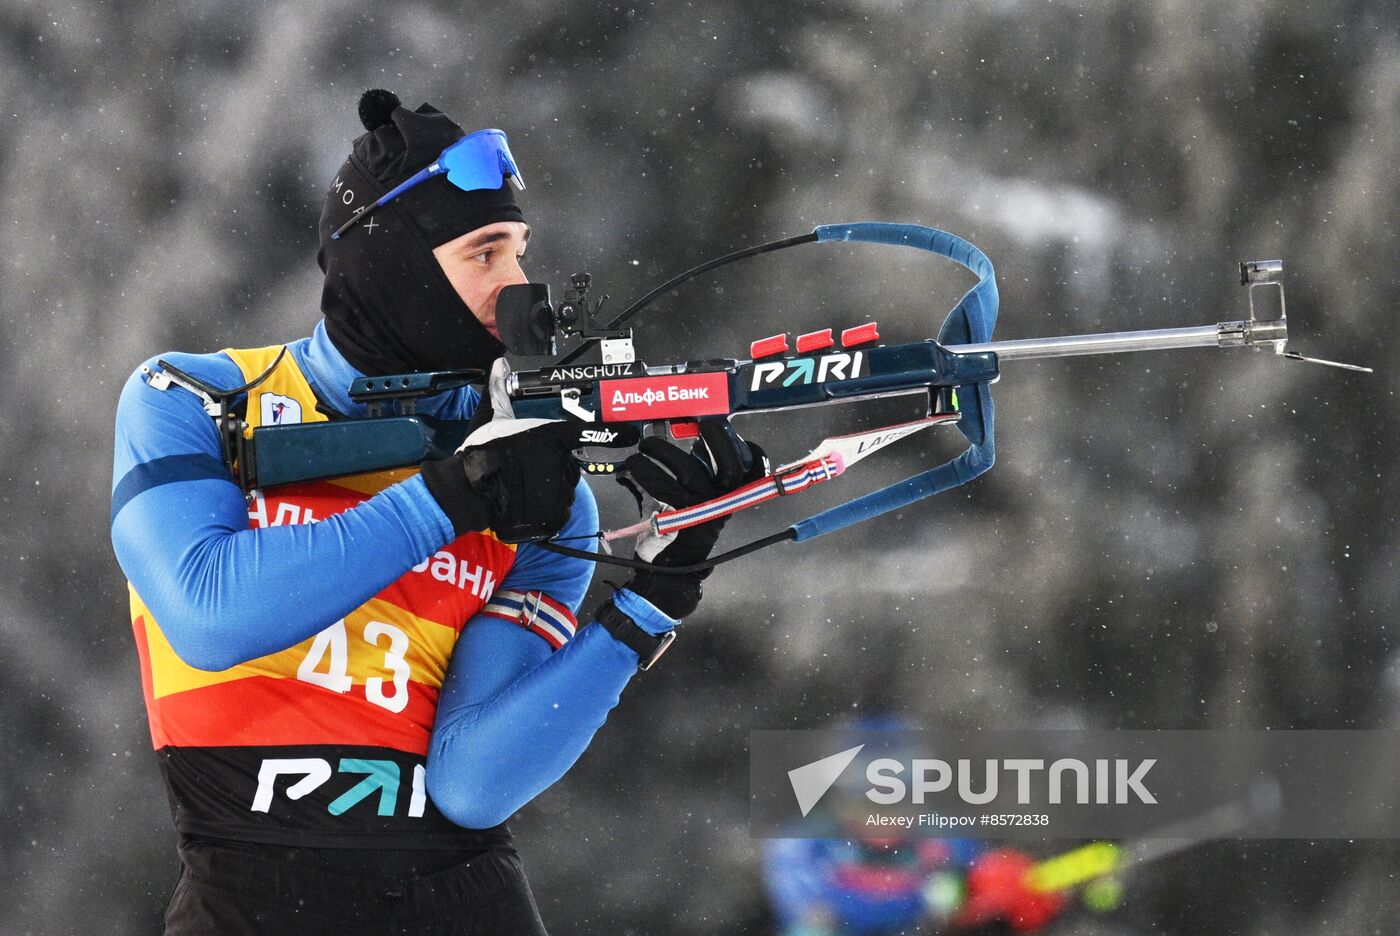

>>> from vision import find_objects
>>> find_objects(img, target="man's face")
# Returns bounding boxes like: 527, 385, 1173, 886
432, 221, 530, 341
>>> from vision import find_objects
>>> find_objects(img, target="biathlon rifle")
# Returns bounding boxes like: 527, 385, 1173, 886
233, 222, 1369, 570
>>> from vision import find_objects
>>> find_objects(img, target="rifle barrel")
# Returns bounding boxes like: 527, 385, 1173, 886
947, 322, 1266, 362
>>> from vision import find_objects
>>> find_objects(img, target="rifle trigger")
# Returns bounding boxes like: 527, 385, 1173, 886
668, 420, 701, 440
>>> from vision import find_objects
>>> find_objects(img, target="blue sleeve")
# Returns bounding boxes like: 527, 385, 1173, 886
424, 481, 599, 715
425, 481, 679, 827
497, 479, 599, 615
110, 354, 456, 671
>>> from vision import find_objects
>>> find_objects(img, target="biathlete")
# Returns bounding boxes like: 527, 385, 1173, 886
110, 88, 757, 935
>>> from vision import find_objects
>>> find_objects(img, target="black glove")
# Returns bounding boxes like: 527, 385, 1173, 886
423, 419, 634, 544
620, 422, 765, 619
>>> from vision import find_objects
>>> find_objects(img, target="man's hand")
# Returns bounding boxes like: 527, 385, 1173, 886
423, 418, 633, 544
620, 425, 766, 619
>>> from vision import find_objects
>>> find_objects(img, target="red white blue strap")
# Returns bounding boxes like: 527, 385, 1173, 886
599, 416, 958, 545
653, 455, 845, 535
482, 589, 578, 650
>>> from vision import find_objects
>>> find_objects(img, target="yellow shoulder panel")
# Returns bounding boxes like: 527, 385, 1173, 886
222, 345, 326, 431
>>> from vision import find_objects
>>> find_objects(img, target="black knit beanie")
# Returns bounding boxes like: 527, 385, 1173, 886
317, 89, 525, 376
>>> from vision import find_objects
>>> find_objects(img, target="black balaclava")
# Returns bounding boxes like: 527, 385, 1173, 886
317, 89, 524, 376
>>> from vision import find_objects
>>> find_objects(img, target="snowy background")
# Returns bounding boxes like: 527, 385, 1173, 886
4, 0, 1399, 932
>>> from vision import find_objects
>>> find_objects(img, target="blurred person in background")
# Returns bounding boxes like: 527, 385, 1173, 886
109, 88, 756, 936
762, 717, 1074, 936
761, 717, 984, 935
764, 835, 980, 935
765, 833, 1091, 935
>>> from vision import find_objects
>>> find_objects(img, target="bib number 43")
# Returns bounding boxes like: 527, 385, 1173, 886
296, 619, 411, 713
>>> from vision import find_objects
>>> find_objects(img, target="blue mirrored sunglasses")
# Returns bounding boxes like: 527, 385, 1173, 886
331, 128, 526, 240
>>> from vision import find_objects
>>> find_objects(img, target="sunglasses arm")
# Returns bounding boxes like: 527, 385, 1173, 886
329, 163, 444, 240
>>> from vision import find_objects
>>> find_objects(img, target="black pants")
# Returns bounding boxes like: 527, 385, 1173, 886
164, 839, 549, 935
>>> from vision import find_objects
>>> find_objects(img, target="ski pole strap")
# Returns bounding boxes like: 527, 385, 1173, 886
653, 454, 845, 535
791, 222, 999, 542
